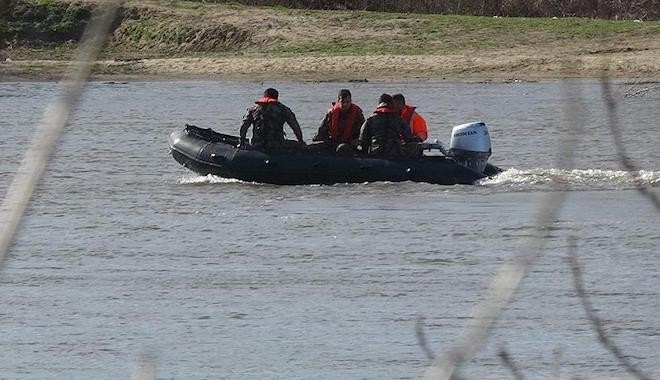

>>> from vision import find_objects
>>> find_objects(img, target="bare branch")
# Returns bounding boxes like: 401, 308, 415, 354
497, 348, 524, 380
602, 78, 660, 211
416, 315, 436, 360
567, 236, 652, 380
423, 79, 584, 380
0, 1, 123, 269
131, 352, 156, 380
551, 349, 563, 380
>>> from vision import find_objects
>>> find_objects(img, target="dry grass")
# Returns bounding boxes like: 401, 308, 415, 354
2, 0, 660, 80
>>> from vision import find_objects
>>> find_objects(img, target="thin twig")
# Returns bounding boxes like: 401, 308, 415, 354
602, 78, 660, 211
0, 1, 122, 269
416, 315, 436, 360
131, 352, 156, 380
423, 79, 584, 380
567, 236, 652, 380
497, 347, 524, 380
551, 349, 563, 380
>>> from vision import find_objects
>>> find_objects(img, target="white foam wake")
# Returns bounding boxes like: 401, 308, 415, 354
177, 174, 243, 185
480, 168, 660, 189
176, 170, 659, 189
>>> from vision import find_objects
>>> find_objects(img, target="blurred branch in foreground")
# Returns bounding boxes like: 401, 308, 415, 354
416, 315, 436, 360
422, 78, 586, 380
131, 352, 156, 380
0, 1, 122, 269
497, 347, 524, 380
602, 78, 660, 211
567, 236, 651, 380
551, 349, 563, 380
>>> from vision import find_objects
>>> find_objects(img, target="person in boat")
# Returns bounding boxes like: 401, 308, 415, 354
392, 93, 428, 142
312, 89, 365, 153
238, 88, 305, 151
358, 93, 415, 157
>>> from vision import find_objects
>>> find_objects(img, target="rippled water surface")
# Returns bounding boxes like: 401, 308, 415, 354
0, 80, 658, 379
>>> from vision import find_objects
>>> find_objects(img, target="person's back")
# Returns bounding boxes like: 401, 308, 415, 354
359, 94, 412, 157
393, 93, 428, 142
239, 88, 304, 151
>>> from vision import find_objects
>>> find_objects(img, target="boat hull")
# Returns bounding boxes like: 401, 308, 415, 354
169, 128, 496, 185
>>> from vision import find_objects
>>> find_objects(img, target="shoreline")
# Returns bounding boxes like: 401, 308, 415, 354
1, 52, 659, 83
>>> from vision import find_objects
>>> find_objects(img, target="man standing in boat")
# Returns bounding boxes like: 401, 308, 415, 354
392, 93, 428, 142
312, 89, 365, 153
239, 88, 305, 151
358, 94, 414, 157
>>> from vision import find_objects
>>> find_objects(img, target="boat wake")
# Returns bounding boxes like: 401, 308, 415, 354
178, 174, 244, 185
177, 169, 660, 191
479, 168, 660, 190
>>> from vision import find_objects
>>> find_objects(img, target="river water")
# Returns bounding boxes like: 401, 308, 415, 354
0, 80, 658, 379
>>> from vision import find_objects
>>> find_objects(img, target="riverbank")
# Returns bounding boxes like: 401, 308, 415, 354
3, 52, 659, 82
1, 0, 659, 81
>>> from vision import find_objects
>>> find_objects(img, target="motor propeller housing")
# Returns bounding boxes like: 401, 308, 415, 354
448, 121, 492, 173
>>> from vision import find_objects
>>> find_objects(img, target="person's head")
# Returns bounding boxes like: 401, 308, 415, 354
264, 88, 279, 100
378, 93, 393, 107
392, 93, 406, 112
337, 89, 352, 111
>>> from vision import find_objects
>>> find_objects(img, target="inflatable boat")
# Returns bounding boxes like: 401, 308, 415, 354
168, 122, 501, 185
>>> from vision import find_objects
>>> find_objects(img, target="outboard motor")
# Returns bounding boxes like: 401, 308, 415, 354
448, 121, 492, 173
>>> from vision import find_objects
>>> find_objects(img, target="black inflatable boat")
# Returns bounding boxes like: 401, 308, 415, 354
169, 124, 501, 185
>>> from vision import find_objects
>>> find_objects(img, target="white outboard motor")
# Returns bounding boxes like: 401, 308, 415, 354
448, 121, 492, 173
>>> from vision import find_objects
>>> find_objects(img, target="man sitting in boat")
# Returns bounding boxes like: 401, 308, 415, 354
312, 89, 365, 153
358, 94, 415, 158
392, 93, 428, 142
238, 88, 305, 151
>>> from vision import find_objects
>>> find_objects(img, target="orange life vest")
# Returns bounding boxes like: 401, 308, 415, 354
400, 104, 428, 141
400, 105, 416, 125
329, 103, 360, 142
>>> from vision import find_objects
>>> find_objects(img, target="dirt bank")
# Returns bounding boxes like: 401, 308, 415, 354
1, 0, 659, 81
4, 50, 658, 82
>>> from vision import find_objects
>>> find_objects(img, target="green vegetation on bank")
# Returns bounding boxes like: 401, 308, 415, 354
273, 12, 660, 56
4, 0, 92, 45
189, 0, 660, 20
2, 0, 660, 60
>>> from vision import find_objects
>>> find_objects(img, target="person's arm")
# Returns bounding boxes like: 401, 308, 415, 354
350, 109, 366, 143
397, 116, 413, 143
239, 108, 253, 144
411, 113, 428, 141
358, 119, 370, 152
313, 111, 331, 142
285, 106, 304, 143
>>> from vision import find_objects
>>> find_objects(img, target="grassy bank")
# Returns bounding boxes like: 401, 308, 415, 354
185, 0, 660, 20
1, 0, 660, 80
